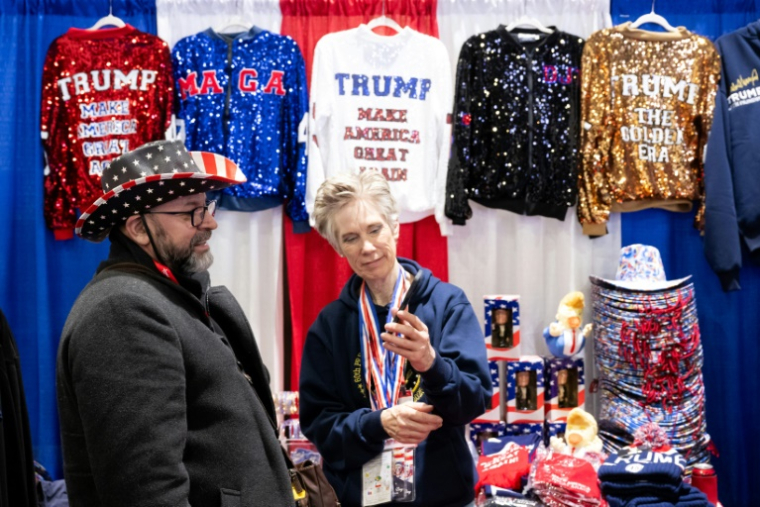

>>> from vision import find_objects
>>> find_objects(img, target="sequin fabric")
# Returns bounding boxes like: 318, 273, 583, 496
172, 28, 309, 226
446, 27, 584, 224
40, 25, 174, 239
578, 23, 720, 236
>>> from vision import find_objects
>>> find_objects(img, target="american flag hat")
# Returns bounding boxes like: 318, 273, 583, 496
590, 244, 691, 292
76, 140, 246, 242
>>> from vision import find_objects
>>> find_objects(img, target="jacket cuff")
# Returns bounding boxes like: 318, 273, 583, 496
291, 220, 311, 234
582, 222, 608, 237
419, 353, 452, 392
718, 269, 741, 292
361, 409, 389, 443
54, 228, 74, 241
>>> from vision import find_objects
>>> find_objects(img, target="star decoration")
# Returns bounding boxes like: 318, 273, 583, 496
122, 167, 127, 173
164, 156, 170, 162
111, 209, 118, 214
157, 198, 163, 202
189, 188, 196, 192
146, 153, 153, 160
157, 145, 164, 151
180, 182, 186, 186
176, 149, 182, 156
132, 160, 140, 166
147, 189, 154, 194
168, 190, 174, 195
123, 203, 130, 208
183, 162, 189, 168
135, 196, 142, 201
140, 172, 147, 177
113, 175, 119, 181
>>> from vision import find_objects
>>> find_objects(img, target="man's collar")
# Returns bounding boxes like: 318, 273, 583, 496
101, 228, 208, 299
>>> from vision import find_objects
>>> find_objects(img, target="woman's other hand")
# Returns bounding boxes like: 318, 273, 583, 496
382, 309, 436, 372
380, 402, 443, 444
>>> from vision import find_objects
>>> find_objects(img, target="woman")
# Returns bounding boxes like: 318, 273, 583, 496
299, 171, 492, 507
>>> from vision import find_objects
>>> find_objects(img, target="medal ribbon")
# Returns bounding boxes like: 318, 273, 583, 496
359, 267, 409, 411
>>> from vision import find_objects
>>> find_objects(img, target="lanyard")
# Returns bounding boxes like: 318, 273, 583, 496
153, 259, 179, 284
358, 267, 409, 411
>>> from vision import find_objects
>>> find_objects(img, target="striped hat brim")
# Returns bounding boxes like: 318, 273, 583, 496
589, 275, 692, 292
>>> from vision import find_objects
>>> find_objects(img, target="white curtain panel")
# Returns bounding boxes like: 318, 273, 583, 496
437, 0, 619, 416
157, 0, 283, 44
156, 0, 286, 391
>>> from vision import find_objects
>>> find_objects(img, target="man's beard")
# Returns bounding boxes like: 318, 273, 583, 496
154, 225, 214, 274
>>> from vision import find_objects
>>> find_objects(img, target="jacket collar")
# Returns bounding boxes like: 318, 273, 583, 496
100, 228, 208, 300
340, 257, 436, 310
498, 25, 561, 53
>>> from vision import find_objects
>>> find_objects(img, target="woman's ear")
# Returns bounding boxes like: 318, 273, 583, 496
122, 215, 151, 248
392, 219, 400, 242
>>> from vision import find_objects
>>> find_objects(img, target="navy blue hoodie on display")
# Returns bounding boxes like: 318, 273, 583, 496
299, 258, 491, 507
704, 21, 760, 291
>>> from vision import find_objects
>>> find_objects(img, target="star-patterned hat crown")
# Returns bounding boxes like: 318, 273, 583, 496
76, 140, 246, 242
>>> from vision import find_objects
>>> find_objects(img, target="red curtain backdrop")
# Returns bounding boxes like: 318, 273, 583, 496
280, 0, 447, 389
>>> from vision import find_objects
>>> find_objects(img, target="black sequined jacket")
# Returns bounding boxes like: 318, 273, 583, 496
446, 27, 584, 224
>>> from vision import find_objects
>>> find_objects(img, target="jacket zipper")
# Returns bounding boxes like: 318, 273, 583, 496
223, 38, 234, 145
527, 48, 534, 180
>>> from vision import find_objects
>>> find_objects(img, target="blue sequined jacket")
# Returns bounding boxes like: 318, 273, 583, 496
446, 27, 584, 224
173, 28, 309, 231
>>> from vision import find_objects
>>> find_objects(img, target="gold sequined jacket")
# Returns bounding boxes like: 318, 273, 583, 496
578, 23, 720, 236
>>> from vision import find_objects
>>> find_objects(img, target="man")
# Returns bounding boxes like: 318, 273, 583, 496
515, 370, 536, 411
491, 307, 513, 349
56, 141, 294, 507
557, 368, 573, 409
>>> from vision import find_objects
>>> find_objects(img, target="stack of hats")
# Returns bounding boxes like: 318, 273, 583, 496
590, 245, 711, 469
598, 447, 712, 507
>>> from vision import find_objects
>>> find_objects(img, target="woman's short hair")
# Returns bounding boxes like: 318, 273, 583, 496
312, 171, 398, 254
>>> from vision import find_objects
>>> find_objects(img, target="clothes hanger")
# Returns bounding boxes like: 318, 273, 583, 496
629, 0, 678, 32
216, 15, 253, 35
366, 0, 403, 34
505, 15, 554, 35
87, 0, 126, 30
217, 23, 252, 34
366, 16, 403, 33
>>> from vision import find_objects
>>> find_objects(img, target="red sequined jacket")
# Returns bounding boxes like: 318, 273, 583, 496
40, 25, 173, 240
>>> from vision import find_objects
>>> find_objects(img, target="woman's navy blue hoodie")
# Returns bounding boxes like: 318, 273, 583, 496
299, 258, 491, 507
704, 21, 760, 291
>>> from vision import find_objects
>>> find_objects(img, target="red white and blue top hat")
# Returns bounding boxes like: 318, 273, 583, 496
76, 140, 246, 242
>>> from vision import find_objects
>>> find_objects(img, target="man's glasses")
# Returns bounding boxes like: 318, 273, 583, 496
143, 200, 217, 228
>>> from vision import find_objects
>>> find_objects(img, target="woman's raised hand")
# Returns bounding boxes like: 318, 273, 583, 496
382, 309, 436, 372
